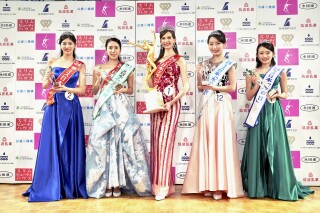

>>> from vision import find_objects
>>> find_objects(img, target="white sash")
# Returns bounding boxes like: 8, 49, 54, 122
198, 59, 235, 118
244, 66, 284, 127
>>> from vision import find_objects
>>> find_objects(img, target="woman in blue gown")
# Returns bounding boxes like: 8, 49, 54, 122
23, 32, 88, 202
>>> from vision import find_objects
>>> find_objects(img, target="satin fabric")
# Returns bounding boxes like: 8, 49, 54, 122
241, 75, 314, 201
23, 67, 88, 202
182, 91, 244, 198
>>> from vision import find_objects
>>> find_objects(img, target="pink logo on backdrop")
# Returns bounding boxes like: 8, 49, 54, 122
277, 0, 298, 15
35, 83, 50, 100
137, 2, 154, 15
155, 16, 175, 33
137, 52, 147, 64
95, 50, 108, 65
15, 168, 32, 181
291, 151, 300, 168
225, 32, 237, 49
197, 18, 214, 31
277, 48, 299, 65
258, 34, 276, 47
34, 133, 40, 150
281, 99, 299, 117
36, 33, 56, 50
96, 1, 116, 17
136, 101, 146, 114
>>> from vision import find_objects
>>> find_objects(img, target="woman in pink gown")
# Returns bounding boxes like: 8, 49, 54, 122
149, 25, 189, 201
182, 30, 244, 200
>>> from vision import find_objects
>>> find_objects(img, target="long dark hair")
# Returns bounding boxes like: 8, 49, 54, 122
59, 32, 76, 59
105, 37, 122, 61
154, 29, 179, 64
207, 30, 226, 44
256, 42, 276, 68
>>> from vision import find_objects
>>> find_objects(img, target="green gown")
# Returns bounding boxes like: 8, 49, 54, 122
241, 74, 314, 201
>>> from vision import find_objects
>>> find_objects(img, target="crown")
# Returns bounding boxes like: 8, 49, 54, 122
61, 31, 75, 36
209, 30, 221, 36
105, 35, 119, 40
261, 40, 272, 44
158, 19, 175, 32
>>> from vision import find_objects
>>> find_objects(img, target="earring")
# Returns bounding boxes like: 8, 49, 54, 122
173, 43, 177, 51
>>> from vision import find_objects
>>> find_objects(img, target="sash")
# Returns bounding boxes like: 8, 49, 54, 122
153, 54, 180, 87
198, 59, 235, 117
93, 63, 134, 119
100, 62, 123, 89
46, 60, 83, 106
244, 66, 284, 127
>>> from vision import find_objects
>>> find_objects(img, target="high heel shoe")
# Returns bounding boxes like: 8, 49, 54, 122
155, 195, 165, 201
105, 189, 112, 198
113, 188, 121, 198
213, 191, 222, 200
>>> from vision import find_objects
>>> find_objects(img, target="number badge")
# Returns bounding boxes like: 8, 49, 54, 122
65, 91, 74, 100
216, 94, 224, 102
164, 85, 174, 96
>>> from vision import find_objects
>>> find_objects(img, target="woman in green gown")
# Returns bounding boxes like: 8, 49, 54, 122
241, 41, 314, 201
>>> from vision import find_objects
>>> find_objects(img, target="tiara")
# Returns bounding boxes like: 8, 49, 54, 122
106, 35, 119, 40
158, 19, 175, 32
209, 30, 221, 36
61, 31, 75, 36
261, 40, 272, 44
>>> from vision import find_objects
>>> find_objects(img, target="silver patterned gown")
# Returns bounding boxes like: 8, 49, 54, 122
86, 70, 152, 198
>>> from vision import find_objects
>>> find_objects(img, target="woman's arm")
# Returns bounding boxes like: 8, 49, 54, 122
274, 70, 288, 99
245, 72, 260, 101
42, 58, 57, 89
164, 57, 189, 110
92, 66, 101, 95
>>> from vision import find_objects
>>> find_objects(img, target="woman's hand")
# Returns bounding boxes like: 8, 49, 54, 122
251, 74, 261, 86
44, 69, 54, 82
163, 101, 172, 111
196, 64, 203, 77
198, 84, 216, 91
266, 90, 279, 100
52, 84, 68, 92
114, 87, 126, 95
95, 71, 101, 86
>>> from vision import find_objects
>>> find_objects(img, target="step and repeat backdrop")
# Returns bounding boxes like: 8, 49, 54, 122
0, 0, 319, 186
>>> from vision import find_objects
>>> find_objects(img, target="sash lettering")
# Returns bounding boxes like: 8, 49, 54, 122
46, 60, 83, 106
244, 66, 284, 127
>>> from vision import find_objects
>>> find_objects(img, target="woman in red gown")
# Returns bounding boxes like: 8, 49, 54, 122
149, 26, 189, 201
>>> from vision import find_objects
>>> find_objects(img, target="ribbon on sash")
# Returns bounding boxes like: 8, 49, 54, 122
93, 63, 134, 119
46, 60, 84, 106
153, 54, 180, 87
198, 59, 235, 117
244, 66, 284, 127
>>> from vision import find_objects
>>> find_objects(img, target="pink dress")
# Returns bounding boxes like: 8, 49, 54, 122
150, 55, 181, 196
182, 63, 244, 198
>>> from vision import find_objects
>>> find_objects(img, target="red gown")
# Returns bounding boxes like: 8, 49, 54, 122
150, 55, 181, 196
